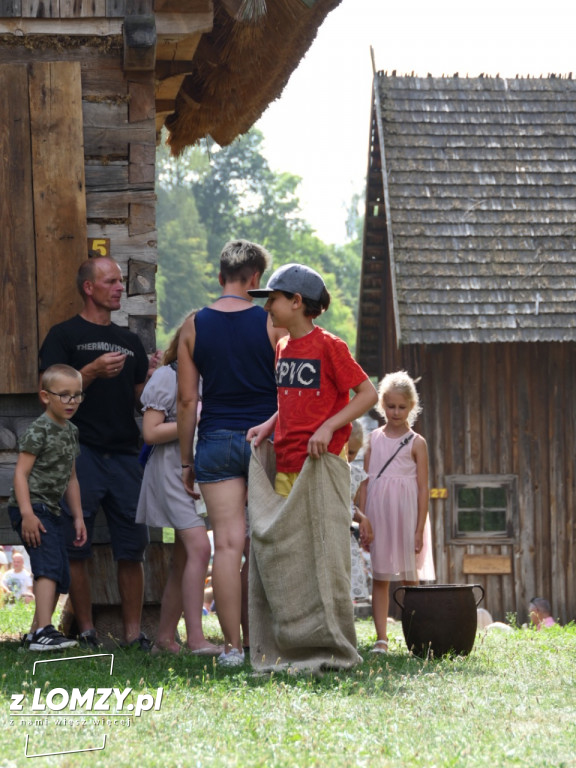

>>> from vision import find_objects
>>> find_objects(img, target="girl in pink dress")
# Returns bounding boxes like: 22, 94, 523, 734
358, 371, 435, 653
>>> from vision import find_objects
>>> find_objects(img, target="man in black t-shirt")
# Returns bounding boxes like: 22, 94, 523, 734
39, 256, 158, 649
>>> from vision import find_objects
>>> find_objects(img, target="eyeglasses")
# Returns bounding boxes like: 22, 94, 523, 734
44, 390, 85, 404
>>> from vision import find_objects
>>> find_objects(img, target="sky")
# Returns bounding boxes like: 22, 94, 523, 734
256, 0, 576, 245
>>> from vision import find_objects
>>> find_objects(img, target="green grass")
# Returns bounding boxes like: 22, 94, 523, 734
1, 604, 575, 768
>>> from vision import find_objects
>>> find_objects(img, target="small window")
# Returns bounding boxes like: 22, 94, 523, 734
446, 475, 516, 540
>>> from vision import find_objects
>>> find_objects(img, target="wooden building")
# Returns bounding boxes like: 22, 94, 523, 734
0, 0, 341, 622
357, 72, 576, 624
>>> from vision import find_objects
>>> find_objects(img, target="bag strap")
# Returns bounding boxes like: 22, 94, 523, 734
375, 433, 414, 480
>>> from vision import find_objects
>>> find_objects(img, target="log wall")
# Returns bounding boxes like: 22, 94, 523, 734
381, 339, 576, 625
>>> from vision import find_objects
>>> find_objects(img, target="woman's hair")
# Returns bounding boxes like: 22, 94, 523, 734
219, 240, 272, 284
376, 370, 422, 426
163, 310, 197, 365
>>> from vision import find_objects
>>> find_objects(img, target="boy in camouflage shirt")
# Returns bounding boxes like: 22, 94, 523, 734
8, 365, 87, 650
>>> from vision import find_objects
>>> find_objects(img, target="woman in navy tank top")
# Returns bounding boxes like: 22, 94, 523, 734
177, 240, 285, 667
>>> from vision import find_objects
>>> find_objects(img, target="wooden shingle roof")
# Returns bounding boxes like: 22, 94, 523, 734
363, 73, 576, 348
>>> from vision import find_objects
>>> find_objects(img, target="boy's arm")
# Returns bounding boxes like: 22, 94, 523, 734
13, 453, 46, 548
246, 412, 278, 446
64, 461, 87, 547
413, 434, 429, 554
307, 378, 378, 458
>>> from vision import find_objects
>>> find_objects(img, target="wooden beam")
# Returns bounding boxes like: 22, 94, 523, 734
0, 64, 37, 394
155, 60, 195, 78
156, 32, 203, 61
127, 259, 156, 295
0, 11, 211, 36
0, 18, 123, 34
153, 0, 211, 12
155, 73, 186, 102
123, 14, 157, 72
155, 11, 212, 35
29, 62, 87, 346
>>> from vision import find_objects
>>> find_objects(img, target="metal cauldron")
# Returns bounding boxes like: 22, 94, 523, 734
393, 583, 485, 658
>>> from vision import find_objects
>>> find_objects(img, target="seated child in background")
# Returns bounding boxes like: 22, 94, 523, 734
8, 364, 87, 651
529, 597, 557, 629
1, 551, 35, 604
348, 420, 373, 601
0, 545, 8, 574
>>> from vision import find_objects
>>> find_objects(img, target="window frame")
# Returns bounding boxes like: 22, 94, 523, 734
445, 474, 517, 543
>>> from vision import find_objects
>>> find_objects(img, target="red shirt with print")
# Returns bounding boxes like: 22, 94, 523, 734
273, 326, 369, 473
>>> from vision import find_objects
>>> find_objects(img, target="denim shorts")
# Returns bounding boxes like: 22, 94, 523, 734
61, 445, 149, 562
195, 430, 252, 483
8, 505, 70, 594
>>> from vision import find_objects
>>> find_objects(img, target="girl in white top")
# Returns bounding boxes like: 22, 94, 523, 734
136, 317, 220, 655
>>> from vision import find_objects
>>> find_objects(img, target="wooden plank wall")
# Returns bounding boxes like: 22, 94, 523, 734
382, 339, 576, 624
0, 0, 144, 18
0, 61, 86, 396
30, 61, 87, 347
0, 42, 158, 353
81, 48, 158, 350
0, 40, 157, 511
0, 65, 38, 393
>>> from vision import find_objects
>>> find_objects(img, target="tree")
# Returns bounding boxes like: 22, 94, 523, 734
155, 129, 364, 352
191, 130, 308, 267
155, 141, 213, 343
156, 189, 213, 329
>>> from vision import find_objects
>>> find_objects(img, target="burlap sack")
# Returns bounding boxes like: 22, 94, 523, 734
248, 440, 361, 672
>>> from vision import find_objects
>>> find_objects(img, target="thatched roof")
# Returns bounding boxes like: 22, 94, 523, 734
165, 0, 342, 153
358, 73, 576, 358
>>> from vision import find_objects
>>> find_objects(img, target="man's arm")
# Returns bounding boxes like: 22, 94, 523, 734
39, 325, 129, 390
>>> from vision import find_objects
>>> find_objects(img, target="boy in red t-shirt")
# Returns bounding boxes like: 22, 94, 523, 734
247, 263, 377, 496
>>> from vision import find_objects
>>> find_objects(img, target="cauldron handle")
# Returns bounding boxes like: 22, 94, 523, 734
393, 586, 406, 611
472, 584, 485, 607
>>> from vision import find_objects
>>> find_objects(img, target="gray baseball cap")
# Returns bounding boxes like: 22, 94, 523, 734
247, 263, 326, 301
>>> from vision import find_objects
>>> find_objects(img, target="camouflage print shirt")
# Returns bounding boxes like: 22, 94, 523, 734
8, 412, 80, 516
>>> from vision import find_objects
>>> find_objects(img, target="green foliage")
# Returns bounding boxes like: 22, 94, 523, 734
155, 129, 363, 352
506, 611, 520, 629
